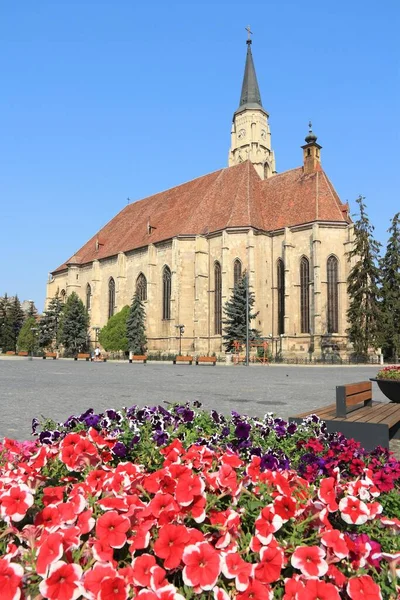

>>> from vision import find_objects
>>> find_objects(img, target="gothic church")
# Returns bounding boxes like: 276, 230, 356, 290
46, 38, 354, 357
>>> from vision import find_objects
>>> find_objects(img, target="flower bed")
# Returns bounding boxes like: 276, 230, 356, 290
376, 366, 400, 381
0, 403, 399, 599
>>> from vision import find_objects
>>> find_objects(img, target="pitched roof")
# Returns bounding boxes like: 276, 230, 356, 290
53, 161, 350, 273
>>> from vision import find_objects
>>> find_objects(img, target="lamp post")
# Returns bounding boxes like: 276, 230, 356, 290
175, 324, 185, 355
30, 326, 38, 361
92, 326, 100, 345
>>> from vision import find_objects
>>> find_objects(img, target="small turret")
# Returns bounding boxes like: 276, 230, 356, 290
301, 122, 322, 174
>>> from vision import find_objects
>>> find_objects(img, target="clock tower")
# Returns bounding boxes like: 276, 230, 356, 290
229, 35, 276, 179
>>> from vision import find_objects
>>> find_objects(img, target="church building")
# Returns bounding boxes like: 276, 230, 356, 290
46, 37, 354, 358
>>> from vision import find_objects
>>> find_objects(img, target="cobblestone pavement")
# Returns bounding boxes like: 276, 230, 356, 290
0, 358, 389, 443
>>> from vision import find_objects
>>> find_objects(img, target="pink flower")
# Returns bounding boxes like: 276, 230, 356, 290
182, 542, 221, 590
0, 559, 24, 600
39, 561, 83, 600
291, 545, 328, 578
339, 496, 369, 525
347, 575, 383, 600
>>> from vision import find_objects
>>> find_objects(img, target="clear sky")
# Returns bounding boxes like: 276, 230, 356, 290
1, 0, 399, 311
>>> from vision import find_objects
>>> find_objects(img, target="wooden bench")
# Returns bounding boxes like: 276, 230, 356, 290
129, 355, 147, 364
74, 353, 91, 361
5, 351, 16, 355
173, 355, 193, 365
196, 356, 217, 366
43, 352, 57, 360
290, 381, 400, 450
17, 351, 29, 357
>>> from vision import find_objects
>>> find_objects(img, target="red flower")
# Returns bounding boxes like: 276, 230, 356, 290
83, 564, 116, 599
99, 576, 128, 600
255, 506, 283, 545
297, 579, 340, 600
237, 578, 273, 600
347, 575, 383, 600
95, 510, 130, 548
36, 531, 64, 576
0, 559, 23, 600
255, 546, 284, 584
317, 477, 338, 512
213, 587, 230, 600
283, 577, 304, 599
132, 554, 157, 587
339, 496, 369, 525
273, 495, 296, 521
321, 529, 349, 559
39, 561, 83, 600
291, 545, 328, 578
182, 542, 221, 590
221, 552, 253, 591
0, 484, 34, 522
154, 524, 190, 569
175, 473, 204, 506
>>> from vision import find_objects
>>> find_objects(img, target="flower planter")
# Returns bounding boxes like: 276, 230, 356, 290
370, 378, 400, 403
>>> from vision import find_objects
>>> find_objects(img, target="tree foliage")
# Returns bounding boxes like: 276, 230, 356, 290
17, 317, 38, 353
59, 292, 89, 355
347, 196, 382, 356
39, 294, 64, 350
223, 273, 260, 352
380, 212, 400, 360
126, 294, 147, 354
0, 294, 13, 352
99, 306, 130, 352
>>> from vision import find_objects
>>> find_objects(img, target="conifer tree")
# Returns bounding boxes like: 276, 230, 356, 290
59, 292, 89, 355
126, 294, 147, 354
380, 212, 400, 360
223, 273, 260, 352
8, 296, 25, 352
39, 294, 64, 349
26, 301, 38, 319
0, 294, 13, 352
99, 306, 130, 352
17, 317, 38, 353
347, 196, 382, 357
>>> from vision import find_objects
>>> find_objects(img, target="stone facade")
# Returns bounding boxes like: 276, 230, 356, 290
45, 39, 355, 358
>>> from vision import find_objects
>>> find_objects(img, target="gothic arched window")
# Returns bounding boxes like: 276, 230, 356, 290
86, 284, 91, 311
214, 261, 222, 335
136, 273, 147, 302
300, 257, 310, 333
108, 278, 115, 319
162, 266, 171, 320
277, 259, 285, 335
234, 259, 242, 287
327, 256, 339, 333
60, 289, 66, 304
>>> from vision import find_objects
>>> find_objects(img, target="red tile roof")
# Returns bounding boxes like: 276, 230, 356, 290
53, 161, 350, 273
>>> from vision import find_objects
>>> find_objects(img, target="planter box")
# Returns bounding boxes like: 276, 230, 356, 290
370, 378, 400, 403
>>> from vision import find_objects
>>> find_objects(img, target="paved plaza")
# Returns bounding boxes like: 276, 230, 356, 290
0, 358, 386, 441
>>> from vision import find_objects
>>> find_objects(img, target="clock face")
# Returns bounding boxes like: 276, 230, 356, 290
261, 129, 267, 140
238, 128, 246, 140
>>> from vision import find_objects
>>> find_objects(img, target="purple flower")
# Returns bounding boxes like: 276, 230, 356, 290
31, 418, 40, 435
79, 408, 94, 422
84, 414, 101, 428
221, 426, 230, 437
235, 422, 251, 439
64, 416, 79, 429
287, 422, 297, 435
39, 431, 52, 445
260, 453, 278, 470
274, 425, 287, 437
153, 430, 169, 446
112, 442, 127, 458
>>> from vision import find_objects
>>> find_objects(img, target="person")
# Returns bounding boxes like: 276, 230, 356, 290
94, 346, 101, 361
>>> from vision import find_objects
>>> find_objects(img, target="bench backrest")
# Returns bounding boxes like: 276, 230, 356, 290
176, 356, 193, 361
336, 381, 372, 418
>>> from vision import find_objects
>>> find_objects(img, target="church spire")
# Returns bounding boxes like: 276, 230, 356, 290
228, 30, 276, 180
236, 28, 264, 113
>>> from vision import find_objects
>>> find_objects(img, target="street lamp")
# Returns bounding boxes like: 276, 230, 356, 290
92, 327, 100, 345
30, 326, 39, 361
175, 324, 185, 355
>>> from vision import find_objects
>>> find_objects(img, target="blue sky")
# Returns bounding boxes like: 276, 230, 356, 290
1, 0, 399, 311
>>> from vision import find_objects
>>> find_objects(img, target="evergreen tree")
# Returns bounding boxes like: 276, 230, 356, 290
380, 212, 400, 360
17, 317, 38, 353
223, 273, 260, 352
347, 196, 382, 357
126, 294, 147, 354
39, 294, 64, 349
0, 294, 13, 352
8, 296, 25, 352
59, 292, 89, 355
99, 306, 130, 352
26, 301, 38, 319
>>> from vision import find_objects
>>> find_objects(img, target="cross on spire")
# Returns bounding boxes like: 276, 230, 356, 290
245, 25, 253, 44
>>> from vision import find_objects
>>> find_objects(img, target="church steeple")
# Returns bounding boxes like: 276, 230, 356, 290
229, 29, 276, 179
237, 37, 264, 112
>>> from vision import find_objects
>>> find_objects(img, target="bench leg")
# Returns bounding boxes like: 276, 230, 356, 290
43, 356, 46, 359
74, 357, 78, 361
